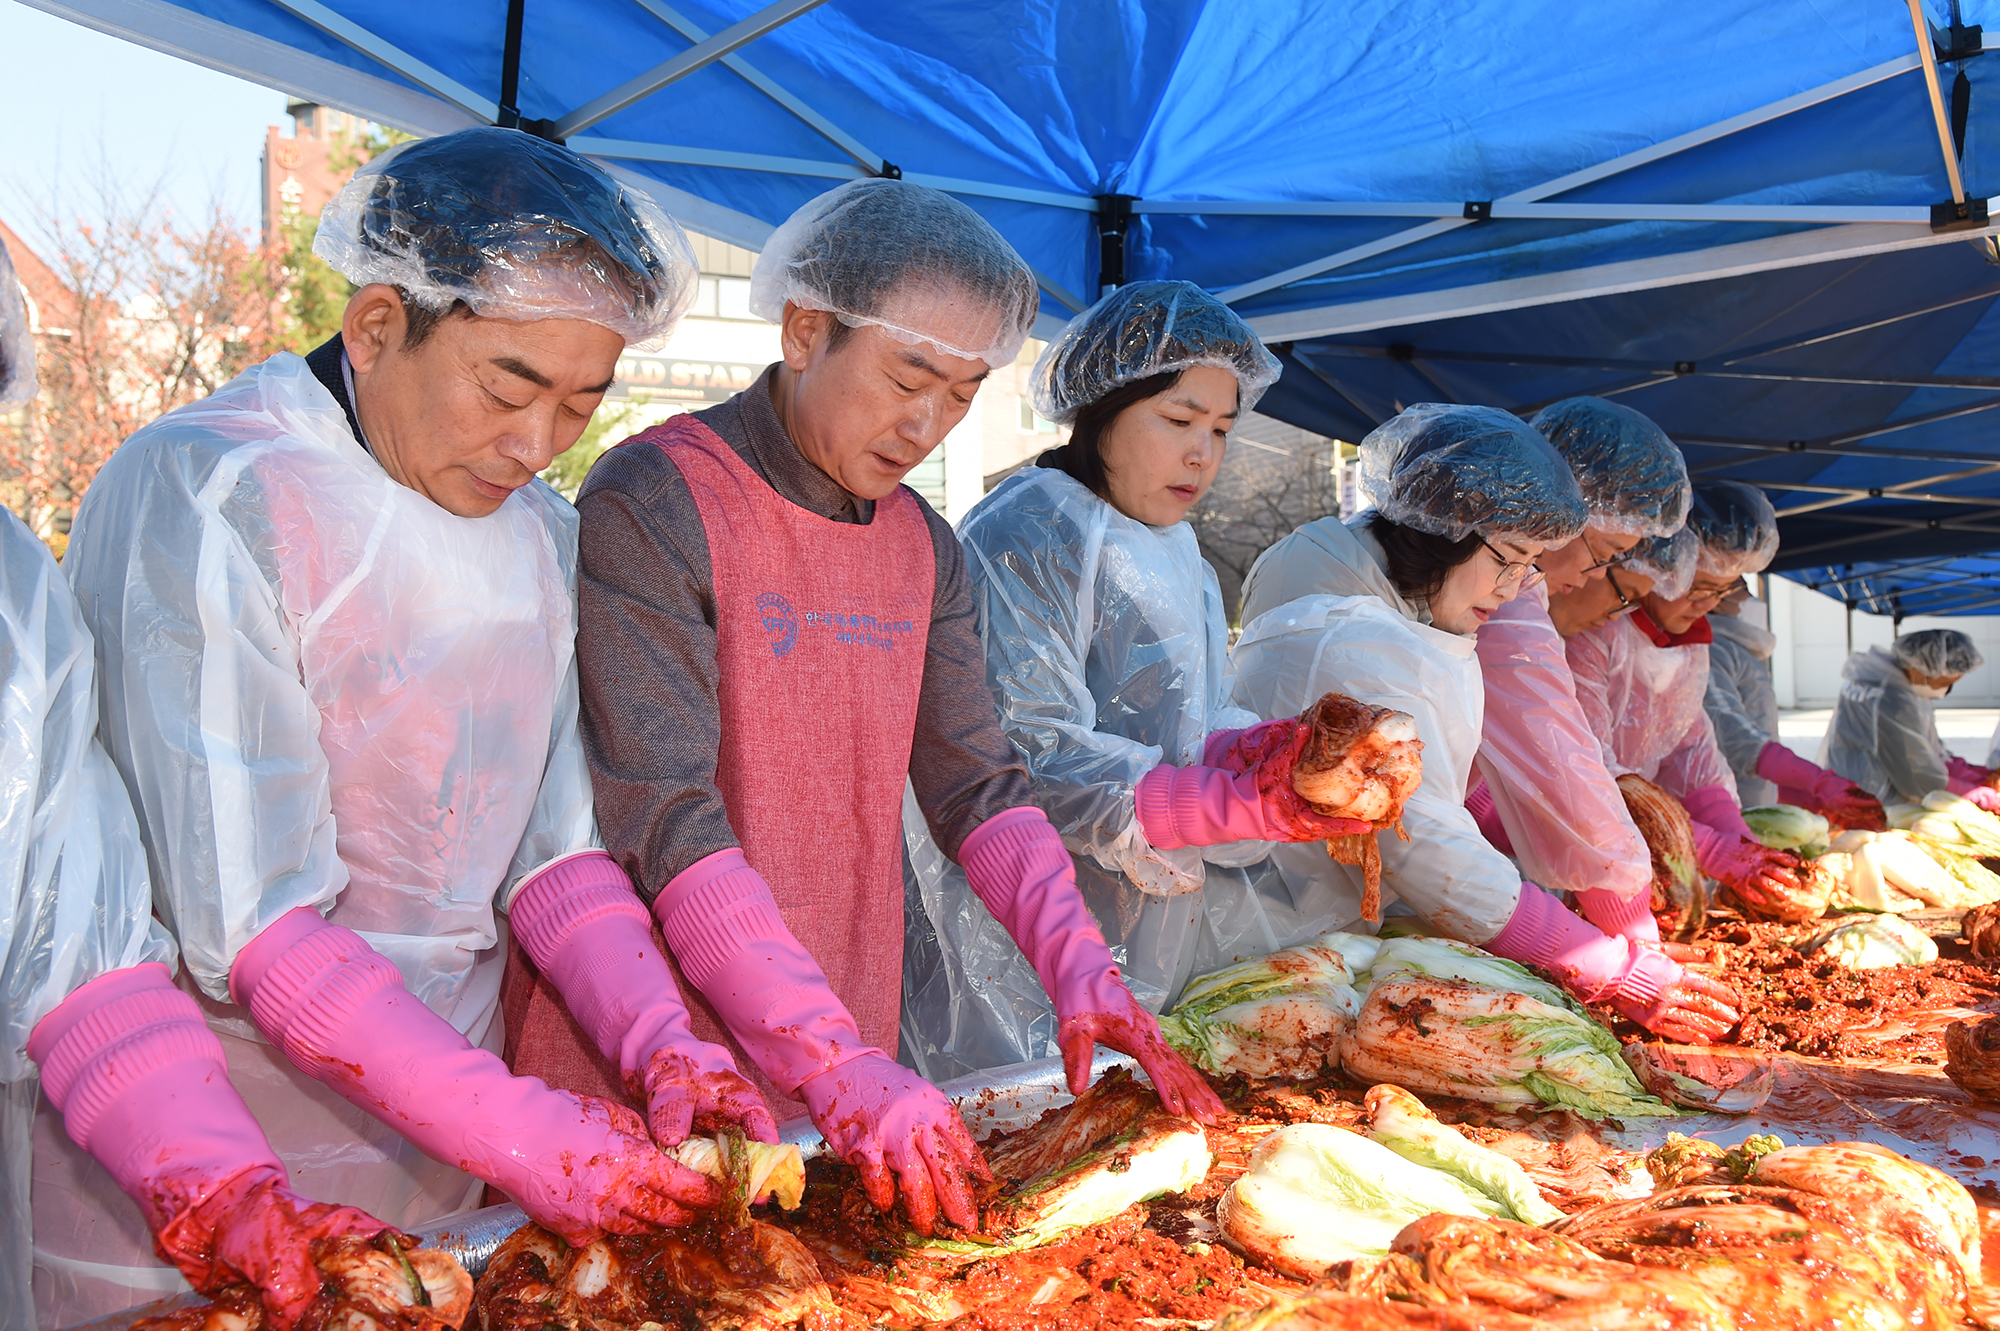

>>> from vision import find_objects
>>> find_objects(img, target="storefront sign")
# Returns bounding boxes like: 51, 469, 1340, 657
612, 355, 763, 402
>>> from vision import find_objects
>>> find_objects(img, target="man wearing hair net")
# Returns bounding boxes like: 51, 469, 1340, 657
1466, 398, 1689, 949
1704, 581, 1885, 827
1823, 627, 1994, 807
563, 180, 1218, 1241
0, 232, 179, 1324
44, 129, 767, 1327
1568, 481, 1811, 908
1234, 405, 1739, 1042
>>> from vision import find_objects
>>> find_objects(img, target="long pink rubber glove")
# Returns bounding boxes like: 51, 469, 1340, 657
1949, 754, 1992, 788
959, 806, 1223, 1121
1484, 884, 1740, 1042
1573, 879, 1663, 947
1463, 777, 1515, 855
29, 962, 387, 1328
1756, 741, 1887, 830
232, 908, 721, 1246
1681, 785, 1805, 909
653, 851, 985, 1236
510, 851, 776, 1147
1191, 719, 1383, 842
1969, 786, 2000, 813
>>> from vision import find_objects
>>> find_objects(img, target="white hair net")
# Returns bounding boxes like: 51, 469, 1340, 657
1621, 527, 1699, 602
1893, 627, 1984, 678
1686, 480, 1779, 580
748, 178, 1038, 367
1527, 396, 1691, 539
315, 127, 698, 348
1030, 279, 1281, 424
1358, 402, 1588, 545
0, 232, 36, 412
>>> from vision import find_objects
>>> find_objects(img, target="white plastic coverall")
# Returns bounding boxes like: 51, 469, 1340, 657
1565, 614, 1737, 802
47, 351, 601, 1317
901, 466, 1350, 1080
1820, 646, 1954, 805
0, 512, 169, 1321
1704, 611, 1782, 807
1230, 515, 1523, 944
1474, 583, 1652, 904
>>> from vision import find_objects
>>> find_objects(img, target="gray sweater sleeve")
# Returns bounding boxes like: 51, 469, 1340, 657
575, 425, 1032, 901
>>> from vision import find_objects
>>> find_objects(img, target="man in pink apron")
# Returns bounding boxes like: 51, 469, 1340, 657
34, 130, 772, 1330
546, 180, 1221, 1236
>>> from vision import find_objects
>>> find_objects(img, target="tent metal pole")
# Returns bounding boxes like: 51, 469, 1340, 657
629, 0, 881, 172
1907, 0, 1970, 207
265, 0, 500, 121
552, 0, 829, 139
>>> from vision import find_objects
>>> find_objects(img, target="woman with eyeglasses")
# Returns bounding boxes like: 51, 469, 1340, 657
1566, 481, 1827, 902
1467, 398, 1696, 969
1232, 405, 1739, 1040
900, 283, 1373, 1081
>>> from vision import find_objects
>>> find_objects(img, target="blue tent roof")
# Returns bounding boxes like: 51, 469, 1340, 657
28, 0, 2000, 342
27, 0, 2000, 608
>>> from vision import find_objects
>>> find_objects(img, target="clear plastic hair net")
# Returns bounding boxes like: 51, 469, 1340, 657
1358, 403, 1589, 545
315, 126, 698, 348
1893, 627, 1984, 678
0, 232, 36, 412
1526, 397, 1691, 539
1621, 528, 1699, 602
748, 177, 1039, 367
1030, 280, 1282, 424
1686, 480, 1779, 580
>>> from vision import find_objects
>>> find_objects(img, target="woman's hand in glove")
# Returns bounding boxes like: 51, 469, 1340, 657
1807, 772, 1888, 830
797, 1053, 989, 1236
1619, 964, 1743, 1045
1055, 970, 1225, 1124
635, 1048, 780, 1148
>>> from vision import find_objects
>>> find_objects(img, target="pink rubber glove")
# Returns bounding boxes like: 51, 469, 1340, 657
1756, 742, 1887, 831
1687, 818, 1805, 908
1680, 783, 1754, 842
1464, 777, 1515, 855
1949, 754, 1992, 788
1969, 786, 2000, 813
959, 806, 1223, 1122
653, 850, 984, 1235
1199, 718, 1384, 842
232, 908, 720, 1246
1134, 763, 1374, 848
29, 963, 388, 1329
511, 852, 776, 1147
1484, 883, 1740, 1043
1574, 880, 1662, 947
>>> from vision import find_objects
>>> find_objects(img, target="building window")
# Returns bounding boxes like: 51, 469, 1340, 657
1019, 400, 1057, 433
716, 277, 754, 321
905, 452, 947, 510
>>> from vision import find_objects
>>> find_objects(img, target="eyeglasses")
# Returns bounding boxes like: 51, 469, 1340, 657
1480, 537, 1546, 590
1577, 529, 1625, 574
1684, 582, 1734, 608
1604, 566, 1639, 618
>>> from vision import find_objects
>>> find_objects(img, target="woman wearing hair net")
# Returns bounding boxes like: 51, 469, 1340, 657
1566, 481, 1815, 906
1233, 405, 1741, 1042
0, 232, 178, 1322
42, 129, 763, 1326
566, 184, 1219, 1242
1822, 628, 1995, 807
1466, 398, 1689, 947
1705, 582, 1886, 826
901, 281, 1372, 1080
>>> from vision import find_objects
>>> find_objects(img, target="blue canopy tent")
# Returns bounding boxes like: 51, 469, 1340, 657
24, 0, 2000, 605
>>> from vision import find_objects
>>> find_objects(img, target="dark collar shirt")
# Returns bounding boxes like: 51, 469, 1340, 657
574, 365, 1032, 901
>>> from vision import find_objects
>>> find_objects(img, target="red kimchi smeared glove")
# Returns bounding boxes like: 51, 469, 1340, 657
959, 806, 1223, 1123
1949, 754, 1992, 789
1135, 761, 1375, 848
29, 962, 386, 1329
1484, 883, 1741, 1043
795, 1053, 987, 1236
511, 851, 776, 1147
233, 908, 720, 1246
1190, 718, 1380, 843
1687, 818, 1805, 904
1756, 741, 1887, 831
653, 849, 982, 1235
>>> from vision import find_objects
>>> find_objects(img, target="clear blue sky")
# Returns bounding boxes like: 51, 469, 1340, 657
2, 2, 293, 243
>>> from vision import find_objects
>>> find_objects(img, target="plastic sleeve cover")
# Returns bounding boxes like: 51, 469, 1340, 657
1703, 639, 1779, 791
1473, 586, 1651, 903
0, 509, 173, 1082
957, 469, 1218, 897
1229, 595, 1523, 944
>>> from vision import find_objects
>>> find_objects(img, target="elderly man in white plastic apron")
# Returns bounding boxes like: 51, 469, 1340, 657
35, 129, 772, 1329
